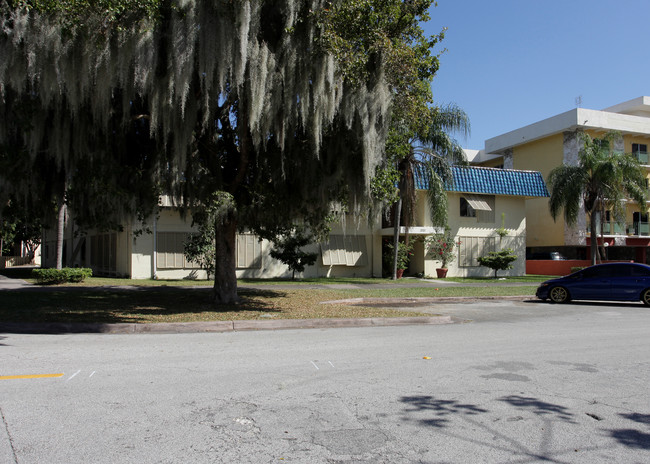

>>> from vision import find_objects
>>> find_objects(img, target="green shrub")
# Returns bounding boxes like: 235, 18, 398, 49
477, 249, 518, 279
570, 266, 585, 273
32, 268, 93, 285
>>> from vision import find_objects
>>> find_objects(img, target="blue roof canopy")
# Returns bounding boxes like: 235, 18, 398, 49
415, 165, 549, 198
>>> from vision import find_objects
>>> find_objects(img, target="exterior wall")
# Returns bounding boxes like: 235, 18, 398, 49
130, 209, 381, 280
527, 259, 633, 276
483, 100, 650, 255
509, 133, 564, 248
41, 194, 530, 280
423, 193, 527, 278
130, 225, 155, 279
234, 219, 380, 280
507, 129, 650, 249
623, 134, 650, 159
146, 209, 205, 280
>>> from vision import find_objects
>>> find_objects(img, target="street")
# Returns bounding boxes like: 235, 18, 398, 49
2, 300, 650, 463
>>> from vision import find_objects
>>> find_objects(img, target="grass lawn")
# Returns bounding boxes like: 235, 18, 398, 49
0, 268, 556, 287
0, 268, 541, 324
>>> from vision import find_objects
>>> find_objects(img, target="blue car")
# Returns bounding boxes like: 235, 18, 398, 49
536, 262, 650, 306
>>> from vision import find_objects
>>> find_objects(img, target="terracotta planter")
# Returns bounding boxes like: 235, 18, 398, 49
396, 269, 405, 279
436, 268, 448, 278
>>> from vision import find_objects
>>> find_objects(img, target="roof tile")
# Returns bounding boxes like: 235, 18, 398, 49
414, 165, 549, 197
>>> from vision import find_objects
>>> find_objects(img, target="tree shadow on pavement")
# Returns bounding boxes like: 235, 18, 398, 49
607, 413, 650, 450
498, 395, 576, 423
398, 394, 601, 463
0, 286, 286, 329
399, 395, 488, 427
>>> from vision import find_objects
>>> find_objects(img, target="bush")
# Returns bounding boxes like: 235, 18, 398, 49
477, 249, 518, 279
570, 267, 585, 273
32, 268, 93, 285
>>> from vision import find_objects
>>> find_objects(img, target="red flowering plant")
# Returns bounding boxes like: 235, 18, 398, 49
426, 229, 460, 268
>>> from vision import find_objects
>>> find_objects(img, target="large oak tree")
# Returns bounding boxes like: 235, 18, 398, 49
1, 0, 440, 303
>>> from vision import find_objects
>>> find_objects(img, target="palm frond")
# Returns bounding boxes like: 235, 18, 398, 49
547, 164, 586, 225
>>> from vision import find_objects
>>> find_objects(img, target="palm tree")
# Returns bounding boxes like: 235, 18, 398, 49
548, 131, 647, 265
391, 103, 470, 279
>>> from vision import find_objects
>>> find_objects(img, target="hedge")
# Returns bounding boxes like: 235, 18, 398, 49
32, 268, 93, 285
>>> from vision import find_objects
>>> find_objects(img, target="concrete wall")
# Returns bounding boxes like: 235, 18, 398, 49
526, 259, 633, 276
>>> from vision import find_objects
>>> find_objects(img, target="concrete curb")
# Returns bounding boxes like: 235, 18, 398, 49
0, 316, 454, 335
321, 295, 535, 305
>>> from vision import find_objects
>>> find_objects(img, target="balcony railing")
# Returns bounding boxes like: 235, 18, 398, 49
634, 151, 649, 164
599, 221, 650, 236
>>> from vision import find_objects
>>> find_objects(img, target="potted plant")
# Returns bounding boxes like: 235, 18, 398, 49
426, 230, 459, 278
385, 241, 413, 278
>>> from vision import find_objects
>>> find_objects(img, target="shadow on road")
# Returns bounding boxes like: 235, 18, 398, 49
399, 393, 650, 460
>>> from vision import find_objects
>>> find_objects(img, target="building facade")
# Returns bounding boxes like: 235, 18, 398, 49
42, 166, 548, 279
472, 96, 650, 263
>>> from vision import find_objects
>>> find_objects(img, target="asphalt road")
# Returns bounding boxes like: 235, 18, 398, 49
2, 299, 650, 463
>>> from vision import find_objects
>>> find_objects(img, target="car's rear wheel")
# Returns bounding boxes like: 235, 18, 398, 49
642, 289, 650, 307
549, 286, 570, 304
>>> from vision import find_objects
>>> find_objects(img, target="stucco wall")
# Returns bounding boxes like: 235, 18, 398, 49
422, 193, 527, 278
508, 133, 564, 248
129, 209, 381, 280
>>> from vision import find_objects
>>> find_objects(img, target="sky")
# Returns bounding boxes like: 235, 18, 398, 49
422, 0, 650, 150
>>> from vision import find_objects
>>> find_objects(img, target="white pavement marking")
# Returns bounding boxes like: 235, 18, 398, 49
310, 361, 319, 370
66, 370, 81, 382
328, 361, 335, 368
89, 371, 96, 378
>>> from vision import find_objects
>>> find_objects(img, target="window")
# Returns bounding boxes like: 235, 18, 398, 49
458, 236, 496, 267
460, 195, 495, 223
476, 196, 495, 223
321, 235, 368, 266
237, 234, 262, 269
460, 198, 475, 217
156, 232, 200, 269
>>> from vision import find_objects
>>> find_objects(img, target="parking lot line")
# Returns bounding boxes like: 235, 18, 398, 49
0, 374, 64, 380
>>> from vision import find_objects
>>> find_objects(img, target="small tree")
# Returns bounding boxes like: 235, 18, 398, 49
184, 229, 216, 280
477, 249, 518, 279
269, 228, 317, 280
183, 192, 236, 281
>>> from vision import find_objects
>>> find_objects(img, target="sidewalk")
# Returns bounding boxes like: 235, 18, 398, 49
0, 274, 31, 290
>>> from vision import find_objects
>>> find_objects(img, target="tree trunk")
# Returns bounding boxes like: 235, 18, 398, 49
392, 197, 402, 280
56, 197, 66, 270
212, 214, 240, 304
589, 213, 598, 266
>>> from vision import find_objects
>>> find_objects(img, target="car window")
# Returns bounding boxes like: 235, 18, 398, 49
609, 265, 632, 277
580, 266, 615, 278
